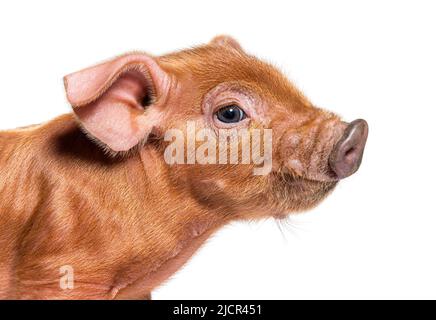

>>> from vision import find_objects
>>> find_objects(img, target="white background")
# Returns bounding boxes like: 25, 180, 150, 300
1, 1, 435, 299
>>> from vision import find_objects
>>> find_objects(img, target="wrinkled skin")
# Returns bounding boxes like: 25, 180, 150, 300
0, 36, 366, 299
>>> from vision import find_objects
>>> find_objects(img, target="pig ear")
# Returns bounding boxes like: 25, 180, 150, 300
64, 53, 170, 152
210, 35, 244, 53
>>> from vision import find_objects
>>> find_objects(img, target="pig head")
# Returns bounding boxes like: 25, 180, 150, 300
0, 36, 367, 299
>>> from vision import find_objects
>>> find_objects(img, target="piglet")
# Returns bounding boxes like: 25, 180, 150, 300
0, 36, 368, 299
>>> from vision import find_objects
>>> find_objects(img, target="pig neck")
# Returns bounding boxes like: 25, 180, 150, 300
109, 144, 229, 297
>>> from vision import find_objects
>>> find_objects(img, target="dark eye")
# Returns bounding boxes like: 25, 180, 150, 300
215, 105, 246, 123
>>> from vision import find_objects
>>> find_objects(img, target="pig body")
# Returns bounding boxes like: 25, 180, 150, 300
0, 36, 367, 299
0, 115, 222, 299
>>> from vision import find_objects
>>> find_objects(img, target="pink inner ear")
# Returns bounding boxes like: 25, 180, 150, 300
74, 71, 152, 152
64, 54, 167, 108
64, 53, 171, 152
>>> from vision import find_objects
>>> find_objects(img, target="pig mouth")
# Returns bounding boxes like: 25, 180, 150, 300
281, 172, 337, 193
269, 171, 338, 212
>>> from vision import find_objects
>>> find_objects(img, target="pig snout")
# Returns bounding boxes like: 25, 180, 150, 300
329, 119, 368, 179
280, 117, 368, 182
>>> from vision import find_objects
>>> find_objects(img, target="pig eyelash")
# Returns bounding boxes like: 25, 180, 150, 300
215, 103, 245, 113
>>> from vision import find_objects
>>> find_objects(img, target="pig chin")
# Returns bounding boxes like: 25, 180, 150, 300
269, 171, 338, 215
270, 145, 339, 213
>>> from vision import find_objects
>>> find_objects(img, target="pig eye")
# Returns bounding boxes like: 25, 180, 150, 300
215, 105, 246, 123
